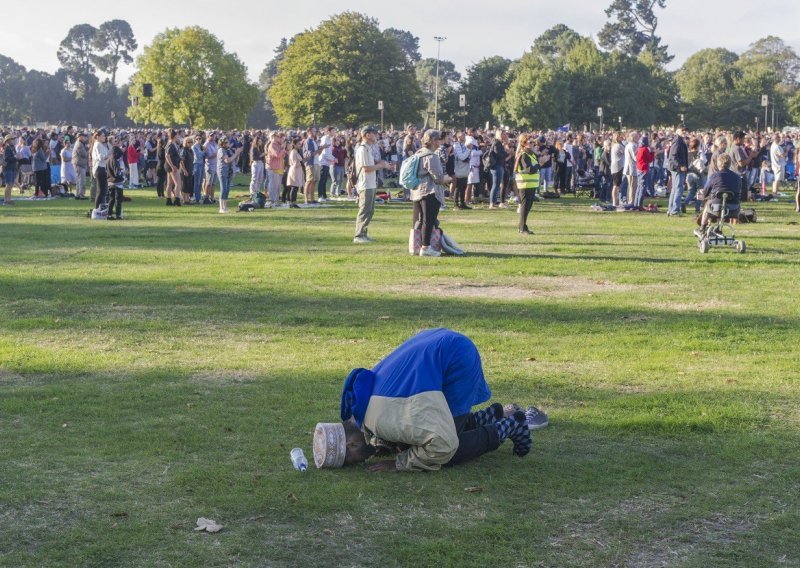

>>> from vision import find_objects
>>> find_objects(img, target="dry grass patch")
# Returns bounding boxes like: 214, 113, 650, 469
387, 276, 634, 300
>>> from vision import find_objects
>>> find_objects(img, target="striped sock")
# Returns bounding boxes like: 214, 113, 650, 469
474, 403, 504, 426
495, 411, 532, 457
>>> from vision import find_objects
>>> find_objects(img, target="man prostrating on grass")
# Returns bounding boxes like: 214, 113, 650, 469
319, 328, 547, 472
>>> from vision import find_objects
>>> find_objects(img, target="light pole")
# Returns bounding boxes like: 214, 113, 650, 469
433, 36, 447, 128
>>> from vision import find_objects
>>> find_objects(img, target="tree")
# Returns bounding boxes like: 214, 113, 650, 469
598, 0, 672, 66
676, 48, 740, 126
127, 27, 258, 128
788, 90, 800, 125
383, 28, 421, 63
93, 19, 138, 86
57, 23, 100, 97
269, 12, 424, 127
415, 57, 461, 121
531, 24, 582, 63
739, 36, 800, 88
459, 56, 513, 127
254, 37, 293, 128
495, 53, 570, 129
0, 55, 30, 123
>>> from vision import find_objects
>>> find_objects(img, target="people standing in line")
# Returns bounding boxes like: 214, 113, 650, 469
267, 132, 286, 207
73, 132, 89, 200
353, 127, 391, 244
216, 136, 242, 214
667, 125, 689, 216
411, 130, 451, 257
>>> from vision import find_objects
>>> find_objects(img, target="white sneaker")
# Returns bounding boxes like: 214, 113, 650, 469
419, 247, 441, 257
219, 208, 227, 214
363, 235, 375, 242
353, 236, 370, 244
318, 197, 327, 203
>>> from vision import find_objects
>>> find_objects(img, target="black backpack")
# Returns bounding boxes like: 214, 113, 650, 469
482, 149, 496, 172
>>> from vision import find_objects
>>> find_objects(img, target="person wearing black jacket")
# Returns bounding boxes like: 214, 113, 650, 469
488, 131, 507, 208
667, 125, 689, 216
694, 153, 741, 237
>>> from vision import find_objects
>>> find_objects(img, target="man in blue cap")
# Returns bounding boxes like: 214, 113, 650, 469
340, 328, 547, 472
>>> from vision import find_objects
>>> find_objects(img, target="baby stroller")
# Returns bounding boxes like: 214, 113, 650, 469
695, 190, 745, 254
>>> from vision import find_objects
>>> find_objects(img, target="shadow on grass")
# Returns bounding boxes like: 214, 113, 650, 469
1, 272, 798, 334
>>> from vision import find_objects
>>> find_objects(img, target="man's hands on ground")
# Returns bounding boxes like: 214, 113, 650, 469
367, 460, 398, 473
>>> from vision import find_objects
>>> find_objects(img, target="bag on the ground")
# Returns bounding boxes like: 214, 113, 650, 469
408, 227, 442, 255
238, 202, 256, 212
440, 231, 465, 256
738, 208, 757, 223
399, 153, 422, 190
89, 207, 108, 220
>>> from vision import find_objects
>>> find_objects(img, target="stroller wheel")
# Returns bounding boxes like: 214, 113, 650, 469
698, 239, 709, 254
736, 240, 746, 254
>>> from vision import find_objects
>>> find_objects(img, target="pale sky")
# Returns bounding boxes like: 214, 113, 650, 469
4, 0, 800, 84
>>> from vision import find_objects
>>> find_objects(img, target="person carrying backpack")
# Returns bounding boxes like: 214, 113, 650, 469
409, 130, 452, 257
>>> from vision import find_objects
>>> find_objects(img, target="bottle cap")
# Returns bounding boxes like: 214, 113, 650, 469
313, 422, 346, 469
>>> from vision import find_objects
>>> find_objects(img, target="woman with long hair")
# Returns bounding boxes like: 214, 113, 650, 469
164, 128, 182, 206
31, 138, 50, 198
285, 137, 305, 208
249, 135, 265, 200
155, 134, 167, 199
216, 136, 242, 213
60, 137, 77, 194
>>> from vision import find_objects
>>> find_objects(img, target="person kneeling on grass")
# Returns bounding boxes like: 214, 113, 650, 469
316, 328, 548, 472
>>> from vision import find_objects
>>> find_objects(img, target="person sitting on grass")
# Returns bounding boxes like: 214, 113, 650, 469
328, 328, 547, 472
694, 153, 741, 238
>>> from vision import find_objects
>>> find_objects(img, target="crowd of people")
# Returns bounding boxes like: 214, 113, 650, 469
2, 122, 799, 249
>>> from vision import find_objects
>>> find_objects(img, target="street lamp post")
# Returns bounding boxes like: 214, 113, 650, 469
433, 36, 447, 128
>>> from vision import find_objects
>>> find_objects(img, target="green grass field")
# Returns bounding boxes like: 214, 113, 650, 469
1, 178, 799, 567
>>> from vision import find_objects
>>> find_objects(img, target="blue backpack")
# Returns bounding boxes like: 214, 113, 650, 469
399, 152, 423, 190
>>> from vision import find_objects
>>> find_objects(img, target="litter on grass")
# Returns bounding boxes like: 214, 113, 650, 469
194, 517, 223, 533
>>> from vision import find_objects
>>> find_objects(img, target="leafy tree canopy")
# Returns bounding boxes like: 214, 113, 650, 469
127, 27, 258, 129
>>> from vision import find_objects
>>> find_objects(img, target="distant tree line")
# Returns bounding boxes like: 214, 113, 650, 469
2, 3, 800, 130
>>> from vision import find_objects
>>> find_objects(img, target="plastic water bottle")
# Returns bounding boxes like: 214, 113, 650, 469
290, 448, 308, 472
